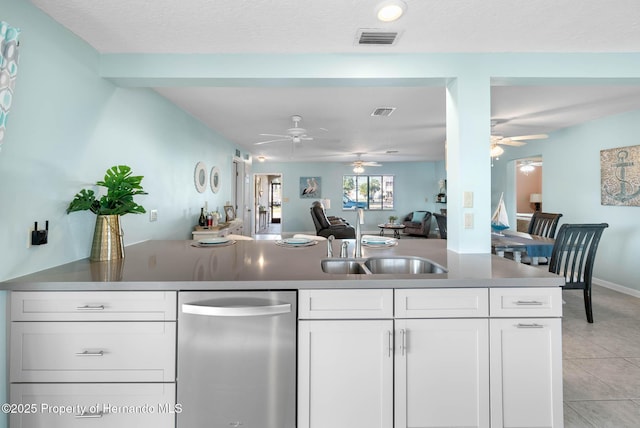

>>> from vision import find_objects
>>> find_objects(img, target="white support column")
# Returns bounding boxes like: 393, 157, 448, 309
446, 75, 492, 253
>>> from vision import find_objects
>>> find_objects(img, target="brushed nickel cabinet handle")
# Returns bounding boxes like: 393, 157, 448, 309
76, 305, 105, 311
75, 411, 104, 418
516, 323, 544, 329
75, 350, 104, 356
514, 300, 544, 305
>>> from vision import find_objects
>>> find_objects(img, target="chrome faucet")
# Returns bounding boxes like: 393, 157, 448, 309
354, 208, 364, 258
327, 235, 334, 257
340, 241, 349, 258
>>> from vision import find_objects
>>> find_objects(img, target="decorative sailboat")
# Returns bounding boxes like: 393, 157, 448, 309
491, 192, 510, 235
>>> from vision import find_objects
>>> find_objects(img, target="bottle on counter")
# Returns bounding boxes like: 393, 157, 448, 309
198, 207, 206, 227
207, 211, 213, 227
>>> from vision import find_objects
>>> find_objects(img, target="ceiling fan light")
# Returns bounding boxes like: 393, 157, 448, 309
353, 165, 365, 174
519, 164, 535, 173
490, 145, 504, 158
376, 0, 406, 22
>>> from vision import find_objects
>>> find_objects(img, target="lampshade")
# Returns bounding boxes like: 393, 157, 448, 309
530, 193, 542, 203
322, 198, 331, 210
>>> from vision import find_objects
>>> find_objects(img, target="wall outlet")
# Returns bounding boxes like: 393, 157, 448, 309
149, 209, 158, 222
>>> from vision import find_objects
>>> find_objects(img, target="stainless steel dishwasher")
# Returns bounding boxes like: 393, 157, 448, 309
177, 291, 296, 428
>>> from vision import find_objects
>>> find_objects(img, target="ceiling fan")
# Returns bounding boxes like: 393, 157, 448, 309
490, 134, 548, 158
347, 153, 382, 173
255, 115, 326, 145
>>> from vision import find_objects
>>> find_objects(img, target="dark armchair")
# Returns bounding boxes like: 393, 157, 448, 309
310, 201, 355, 239
402, 211, 432, 237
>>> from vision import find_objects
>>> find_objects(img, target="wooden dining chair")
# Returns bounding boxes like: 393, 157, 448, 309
548, 223, 608, 323
527, 211, 563, 238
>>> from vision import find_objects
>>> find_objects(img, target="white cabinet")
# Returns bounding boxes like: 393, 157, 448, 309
298, 320, 393, 428
395, 318, 489, 428
490, 318, 563, 428
9, 291, 178, 428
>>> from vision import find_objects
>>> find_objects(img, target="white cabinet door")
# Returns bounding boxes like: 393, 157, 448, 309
395, 319, 490, 428
298, 320, 393, 428
490, 318, 563, 428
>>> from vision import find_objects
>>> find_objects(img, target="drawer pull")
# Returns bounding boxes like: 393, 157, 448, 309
76, 305, 105, 311
75, 350, 104, 356
516, 323, 544, 329
514, 300, 544, 306
75, 411, 104, 419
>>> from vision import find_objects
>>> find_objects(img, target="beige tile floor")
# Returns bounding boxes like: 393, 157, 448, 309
562, 284, 640, 427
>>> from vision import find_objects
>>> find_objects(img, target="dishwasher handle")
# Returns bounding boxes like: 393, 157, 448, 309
182, 302, 291, 317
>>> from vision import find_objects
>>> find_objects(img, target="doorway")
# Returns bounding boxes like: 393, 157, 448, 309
515, 156, 543, 231
255, 173, 283, 237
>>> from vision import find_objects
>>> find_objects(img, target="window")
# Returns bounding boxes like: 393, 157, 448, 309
342, 175, 394, 210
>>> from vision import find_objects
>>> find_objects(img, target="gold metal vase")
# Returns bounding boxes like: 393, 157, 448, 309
90, 215, 124, 261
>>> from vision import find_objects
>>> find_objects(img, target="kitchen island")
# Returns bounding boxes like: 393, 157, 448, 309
2, 239, 564, 428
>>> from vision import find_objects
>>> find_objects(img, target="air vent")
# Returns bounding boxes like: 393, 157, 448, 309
356, 29, 399, 46
371, 107, 396, 117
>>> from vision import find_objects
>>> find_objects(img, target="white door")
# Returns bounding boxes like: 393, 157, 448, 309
395, 319, 490, 428
298, 320, 393, 428
490, 318, 563, 428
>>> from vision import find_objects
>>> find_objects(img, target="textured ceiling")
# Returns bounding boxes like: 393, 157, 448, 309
28, 0, 640, 162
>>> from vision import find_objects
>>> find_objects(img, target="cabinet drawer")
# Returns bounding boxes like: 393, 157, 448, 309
10, 291, 177, 321
299, 289, 393, 319
10, 322, 176, 382
490, 288, 562, 317
395, 288, 489, 318
9, 383, 175, 428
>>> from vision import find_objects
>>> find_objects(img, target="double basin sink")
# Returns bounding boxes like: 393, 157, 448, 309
321, 256, 447, 275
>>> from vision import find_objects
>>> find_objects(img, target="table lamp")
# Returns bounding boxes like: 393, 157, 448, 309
530, 193, 542, 211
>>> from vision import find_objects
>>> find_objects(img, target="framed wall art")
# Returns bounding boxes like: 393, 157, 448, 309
601, 144, 640, 206
194, 161, 207, 193
300, 176, 321, 198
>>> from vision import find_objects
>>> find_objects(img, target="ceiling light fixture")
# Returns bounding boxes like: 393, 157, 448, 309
376, 0, 407, 22
490, 144, 504, 158
353, 165, 365, 174
519, 163, 535, 174
257, 156, 266, 162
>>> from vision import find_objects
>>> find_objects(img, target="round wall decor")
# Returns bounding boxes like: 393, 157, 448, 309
210, 166, 221, 193
194, 161, 207, 193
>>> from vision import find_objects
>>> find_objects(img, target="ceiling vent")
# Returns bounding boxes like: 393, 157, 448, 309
356, 29, 400, 46
371, 107, 396, 117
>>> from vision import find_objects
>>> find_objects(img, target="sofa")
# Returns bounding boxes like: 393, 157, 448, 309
402, 211, 432, 237
310, 201, 356, 239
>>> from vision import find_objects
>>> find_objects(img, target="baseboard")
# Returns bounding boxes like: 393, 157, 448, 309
593, 277, 640, 298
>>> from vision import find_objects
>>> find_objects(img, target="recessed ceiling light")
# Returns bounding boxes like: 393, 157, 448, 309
376, 0, 407, 22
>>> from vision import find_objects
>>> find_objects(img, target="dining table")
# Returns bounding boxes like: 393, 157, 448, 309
491, 229, 555, 266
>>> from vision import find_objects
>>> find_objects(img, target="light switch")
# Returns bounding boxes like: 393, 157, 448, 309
463, 191, 473, 208
149, 209, 158, 222
464, 213, 474, 229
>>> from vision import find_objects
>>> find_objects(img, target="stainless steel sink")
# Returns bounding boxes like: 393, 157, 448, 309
321, 257, 447, 275
320, 259, 370, 274
364, 256, 448, 274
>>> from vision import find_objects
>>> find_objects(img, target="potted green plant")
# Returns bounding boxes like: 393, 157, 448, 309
67, 165, 147, 261
388, 215, 398, 225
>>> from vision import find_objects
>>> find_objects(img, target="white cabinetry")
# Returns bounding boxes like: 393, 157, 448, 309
9, 291, 177, 428
298, 290, 394, 428
490, 288, 563, 428
395, 289, 490, 428
299, 287, 562, 428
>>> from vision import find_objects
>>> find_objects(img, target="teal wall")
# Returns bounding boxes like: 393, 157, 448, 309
253, 161, 447, 234
491, 110, 640, 294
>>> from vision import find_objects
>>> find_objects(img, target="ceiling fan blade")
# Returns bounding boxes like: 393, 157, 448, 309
362, 162, 382, 166
498, 139, 527, 147
255, 138, 290, 145
509, 134, 549, 141
259, 133, 288, 138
